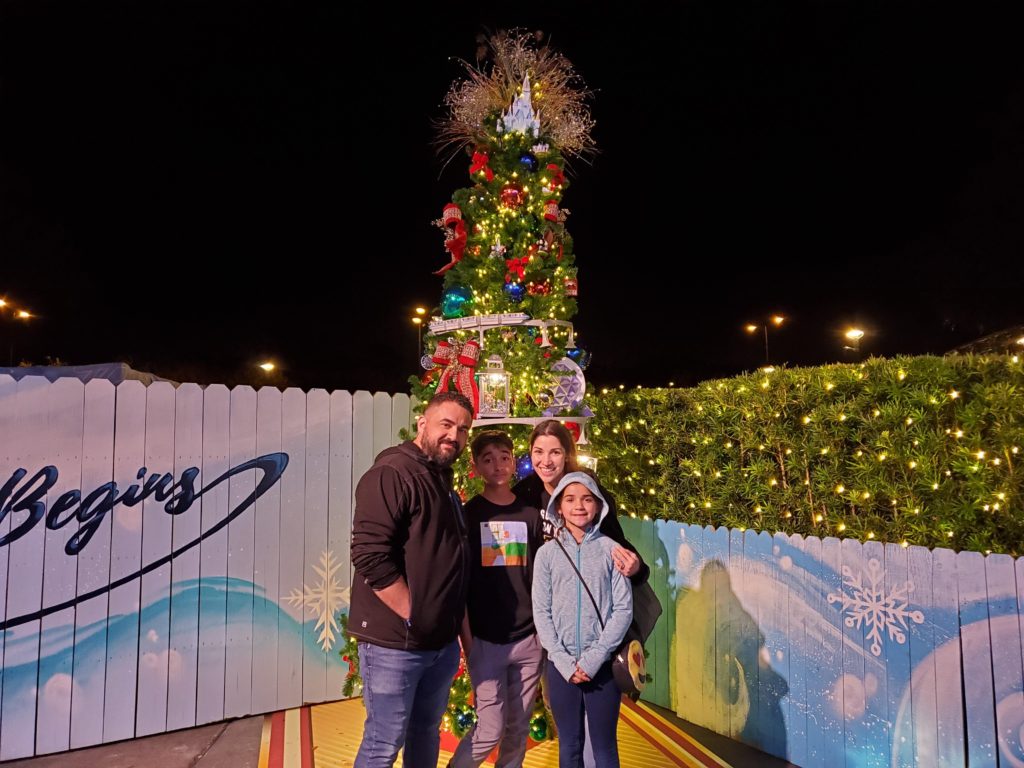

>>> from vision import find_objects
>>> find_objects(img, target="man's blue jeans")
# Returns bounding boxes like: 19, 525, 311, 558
354, 640, 461, 768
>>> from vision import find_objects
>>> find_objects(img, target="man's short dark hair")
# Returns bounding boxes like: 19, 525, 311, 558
470, 429, 514, 459
424, 391, 474, 419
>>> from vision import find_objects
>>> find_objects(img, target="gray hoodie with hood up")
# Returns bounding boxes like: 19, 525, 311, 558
531, 472, 633, 680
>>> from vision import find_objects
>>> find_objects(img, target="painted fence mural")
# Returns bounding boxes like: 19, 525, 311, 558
3, 374, 1023, 767
623, 516, 1024, 768
0, 375, 413, 760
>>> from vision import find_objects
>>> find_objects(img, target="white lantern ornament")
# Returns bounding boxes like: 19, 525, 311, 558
476, 355, 511, 418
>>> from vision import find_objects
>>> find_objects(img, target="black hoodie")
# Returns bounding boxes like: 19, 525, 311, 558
349, 441, 470, 650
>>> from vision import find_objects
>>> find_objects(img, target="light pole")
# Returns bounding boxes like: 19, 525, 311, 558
411, 306, 427, 360
745, 315, 785, 365
1, 299, 34, 366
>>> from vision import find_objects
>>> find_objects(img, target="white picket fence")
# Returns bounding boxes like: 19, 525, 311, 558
0, 375, 413, 759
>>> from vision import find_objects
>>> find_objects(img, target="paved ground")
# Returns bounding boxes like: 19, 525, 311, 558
0, 701, 796, 768
1, 717, 263, 768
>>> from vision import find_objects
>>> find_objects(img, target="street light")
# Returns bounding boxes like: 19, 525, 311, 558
744, 315, 785, 365
258, 361, 275, 372
843, 328, 865, 360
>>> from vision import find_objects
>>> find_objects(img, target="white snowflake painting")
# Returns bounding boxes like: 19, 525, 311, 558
827, 557, 925, 656
286, 550, 349, 652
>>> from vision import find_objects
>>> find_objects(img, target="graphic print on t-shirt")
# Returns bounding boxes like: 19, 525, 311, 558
480, 520, 529, 566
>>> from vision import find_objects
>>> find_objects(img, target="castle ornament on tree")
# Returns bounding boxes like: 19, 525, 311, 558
413, 32, 598, 441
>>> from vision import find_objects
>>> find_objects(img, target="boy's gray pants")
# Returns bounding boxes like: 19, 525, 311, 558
450, 633, 544, 768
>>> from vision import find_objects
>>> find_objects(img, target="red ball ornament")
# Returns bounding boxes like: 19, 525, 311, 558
565, 421, 581, 442
544, 200, 559, 222
500, 183, 525, 209
527, 280, 551, 296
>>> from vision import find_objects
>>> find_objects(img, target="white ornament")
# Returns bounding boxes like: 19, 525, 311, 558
286, 550, 349, 652
490, 237, 507, 259
827, 558, 924, 656
497, 74, 542, 137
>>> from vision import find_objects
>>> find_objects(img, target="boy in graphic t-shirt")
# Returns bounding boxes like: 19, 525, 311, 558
449, 430, 545, 768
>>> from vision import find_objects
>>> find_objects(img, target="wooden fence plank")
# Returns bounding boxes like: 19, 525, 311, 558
276, 388, 308, 711
0, 377, 51, 758
669, 523, 704, 722
819, 536, 846, 767
725, 527, 745, 741
882, 542, 912, 768
135, 381, 176, 737
165, 383, 204, 731
251, 386, 283, 714
958, 550, 996, 766
196, 384, 230, 725
785, 533, 809, 768
301, 389, 330, 704
371, 392, 392, 462
326, 390, 353, 700
905, 545, 937, 768
801, 535, 825, 768
739, 529, 763, 750
224, 386, 257, 719
929, 547, 963, 768
35, 378, 85, 755
69, 380, 116, 749
987, 553, 1023, 768
769, 531, 792, 763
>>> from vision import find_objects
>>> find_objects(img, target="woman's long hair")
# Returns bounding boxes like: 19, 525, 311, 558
528, 419, 581, 474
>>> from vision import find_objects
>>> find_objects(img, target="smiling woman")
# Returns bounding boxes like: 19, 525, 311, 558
513, 419, 649, 586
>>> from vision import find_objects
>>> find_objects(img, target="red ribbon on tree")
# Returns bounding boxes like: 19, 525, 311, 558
469, 150, 495, 182
546, 163, 565, 189
431, 339, 481, 414
505, 256, 529, 282
434, 203, 468, 275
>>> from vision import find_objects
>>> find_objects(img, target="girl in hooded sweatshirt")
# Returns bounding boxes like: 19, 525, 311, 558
531, 472, 633, 768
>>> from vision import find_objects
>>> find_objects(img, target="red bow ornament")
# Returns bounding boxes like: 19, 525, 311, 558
469, 149, 495, 182
431, 339, 481, 415
433, 203, 468, 276
545, 163, 565, 190
505, 256, 529, 282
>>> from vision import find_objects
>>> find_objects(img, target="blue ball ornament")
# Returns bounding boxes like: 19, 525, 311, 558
503, 282, 526, 304
441, 286, 472, 318
516, 454, 534, 479
519, 152, 539, 173
568, 347, 592, 370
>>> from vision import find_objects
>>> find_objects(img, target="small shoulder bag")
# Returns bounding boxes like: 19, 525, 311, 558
552, 537, 647, 699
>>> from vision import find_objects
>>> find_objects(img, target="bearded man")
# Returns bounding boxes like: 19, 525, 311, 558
350, 391, 474, 768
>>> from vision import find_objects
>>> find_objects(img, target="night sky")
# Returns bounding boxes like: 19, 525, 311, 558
2, 1, 1023, 392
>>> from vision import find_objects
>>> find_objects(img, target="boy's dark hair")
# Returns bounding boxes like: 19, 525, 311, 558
424, 391, 474, 419
470, 429, 514, 459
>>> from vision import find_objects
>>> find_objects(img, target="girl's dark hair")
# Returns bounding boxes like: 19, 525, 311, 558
527, 419, 580, 474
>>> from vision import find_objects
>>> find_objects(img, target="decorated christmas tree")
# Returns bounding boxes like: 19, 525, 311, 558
412, 31, 597, 466
414, 31, 598, 744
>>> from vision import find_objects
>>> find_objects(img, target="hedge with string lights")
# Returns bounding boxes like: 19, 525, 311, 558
589, 355, 1024, 555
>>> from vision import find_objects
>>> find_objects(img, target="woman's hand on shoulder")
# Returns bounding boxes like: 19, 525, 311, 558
611, 545, 640, 578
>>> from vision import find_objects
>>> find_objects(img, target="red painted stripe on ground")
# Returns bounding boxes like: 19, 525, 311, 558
300, 707, 313, 768
620, 707, 691, 767
268, 711, 286, 768
622, 698, 725, 768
